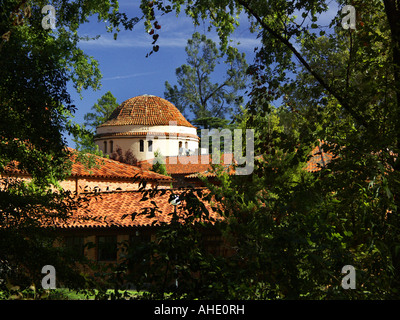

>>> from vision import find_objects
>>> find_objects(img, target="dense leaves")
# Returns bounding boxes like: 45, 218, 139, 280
127, 0, 400, 299
0, 0, 139, 297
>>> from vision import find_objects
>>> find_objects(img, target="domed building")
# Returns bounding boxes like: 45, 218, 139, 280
94, 94, 200, 162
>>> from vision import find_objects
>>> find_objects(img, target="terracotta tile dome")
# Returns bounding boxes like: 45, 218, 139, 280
99, 94, 195, 128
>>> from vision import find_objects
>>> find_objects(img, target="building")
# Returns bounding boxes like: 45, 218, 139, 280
2, 94, 334, 281
94, 94, 200, 162
2, 95, 226, 276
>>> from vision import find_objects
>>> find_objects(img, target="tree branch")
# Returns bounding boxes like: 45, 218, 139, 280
236, 0, 368, 128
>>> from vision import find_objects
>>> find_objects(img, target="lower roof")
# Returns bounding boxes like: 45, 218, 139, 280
3, 148, 172, 182
51, 189, 222, 229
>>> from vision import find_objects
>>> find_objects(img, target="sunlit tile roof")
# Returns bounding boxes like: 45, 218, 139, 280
304, 145, 335, 172
52, 189, 221, 229
69, 151, 171, 181
3, 148, 172, 182
98, 94, 195, 128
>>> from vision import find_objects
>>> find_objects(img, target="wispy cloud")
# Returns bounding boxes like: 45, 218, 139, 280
79, 32, 189, 49
77, 11, 260, 53
102, 71, 158, 81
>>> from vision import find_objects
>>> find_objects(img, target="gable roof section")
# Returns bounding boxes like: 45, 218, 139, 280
140, 145, 335, 178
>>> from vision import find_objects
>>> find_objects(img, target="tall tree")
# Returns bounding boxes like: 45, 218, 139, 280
73, 91, 119, 153
133, 0, 400, 298
84, 91, 119, 129
164, 32, 248, 129
0, 0, 139, 296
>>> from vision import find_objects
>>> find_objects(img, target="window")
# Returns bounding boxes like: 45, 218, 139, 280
65, 236, 85, 258
139, 140, 144, 152
148, 140, 153, 152
178, 141, 183, 155
104, 141, 107, 154
185, 141, 188, 149
97, 235, 117, 261
109, 141, 113, 153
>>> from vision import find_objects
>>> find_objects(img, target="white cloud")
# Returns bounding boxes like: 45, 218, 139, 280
78, 31, 190, 49
77, 12, 261, 55
102, 71, 158, 81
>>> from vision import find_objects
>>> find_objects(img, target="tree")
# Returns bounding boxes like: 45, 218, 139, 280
73, 91, 119, 154
84, 91, 119, 129
111, 188, 224, 299
164, 32, 248, 129
0, 0, 139, 297
135, 0, 400, 298
150, 150, 169, 176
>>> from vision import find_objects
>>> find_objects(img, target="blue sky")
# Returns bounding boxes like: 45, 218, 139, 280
65, 0, 341, 148
65, 0, 262, 147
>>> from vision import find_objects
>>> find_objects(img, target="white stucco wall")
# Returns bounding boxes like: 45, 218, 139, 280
95, 124, 199, 162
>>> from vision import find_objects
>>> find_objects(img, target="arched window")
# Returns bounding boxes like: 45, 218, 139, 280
109, 141, 113, 153
178, 141, 183, 155
185, 141, 188, 149
148, 140, 153, 152
104, 141, 107, 154
139, 139, 144, 152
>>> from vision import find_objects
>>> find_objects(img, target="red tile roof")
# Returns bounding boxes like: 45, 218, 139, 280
98, 95, 195, 128
52, 189, 222, 229
3, 149, 172, 182
304, 144, 335, 172
184, 166, 235, 179
69, 151, 171, 181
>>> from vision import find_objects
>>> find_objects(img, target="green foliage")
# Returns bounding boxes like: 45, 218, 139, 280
2, 0, 400, 300
150, 150, 169, 176
84, 91, 119, 129
0, 0, 139, 297
135, 0, 400, 299
73, 91, 119, 153
108, 187, 227, 299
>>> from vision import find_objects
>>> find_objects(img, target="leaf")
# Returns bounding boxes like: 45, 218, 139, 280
1, 31, 11, 42
151, 200, 158, 207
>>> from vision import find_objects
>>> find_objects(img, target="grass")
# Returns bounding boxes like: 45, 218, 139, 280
0, 288, 144, 300
46, 288, 144, 300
